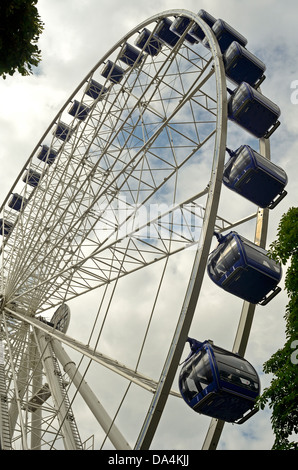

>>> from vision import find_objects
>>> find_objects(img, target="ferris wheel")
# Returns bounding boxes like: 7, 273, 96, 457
0, 9, 287, 450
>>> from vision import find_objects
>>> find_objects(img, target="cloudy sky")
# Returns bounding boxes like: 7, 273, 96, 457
0, 0, 297, 451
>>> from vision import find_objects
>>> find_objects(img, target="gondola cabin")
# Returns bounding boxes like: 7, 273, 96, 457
179, 338, 260, 423
54, 122, 73, 142
37, 145, 57, 165
211, 19, 247, 53
228, 82, 281, 138
0, 219, 13, 236
85, 79, 108, 100
68, 100, 90, 121
224, 42, 266, 87
118, 43, 144, 67
207, 231, 282, 305
154, 18, 180, 48
101, 60, 124, 84
223, 145, 288, 208
8, 193, 28, 212
169, 16, 198, 44
23, 169, 42, 188
188, 9, 217, 42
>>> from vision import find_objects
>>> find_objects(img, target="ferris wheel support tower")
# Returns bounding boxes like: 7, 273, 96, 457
0, 9, 285, 451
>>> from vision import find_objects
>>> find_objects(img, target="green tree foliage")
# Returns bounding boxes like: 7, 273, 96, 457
0, 0, 44, 78
258, 207, 298, 450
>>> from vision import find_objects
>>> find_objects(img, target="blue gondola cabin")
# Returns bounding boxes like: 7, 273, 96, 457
211, 19, 247, 53
188, 9, 217, 42
68, 100, 90, 121
179, 338, 260, 423
22, 169, 42, 187
169, 16, 198, 44
54, 122, 73, 142
118, 43, 144, 67
223, 145, 288, 208
85, 79, 108, 100
207, 231, 282, 305
154, 18, 180, 48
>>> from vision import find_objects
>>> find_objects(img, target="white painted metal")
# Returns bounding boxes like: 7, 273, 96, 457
135, 11, 228, 449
